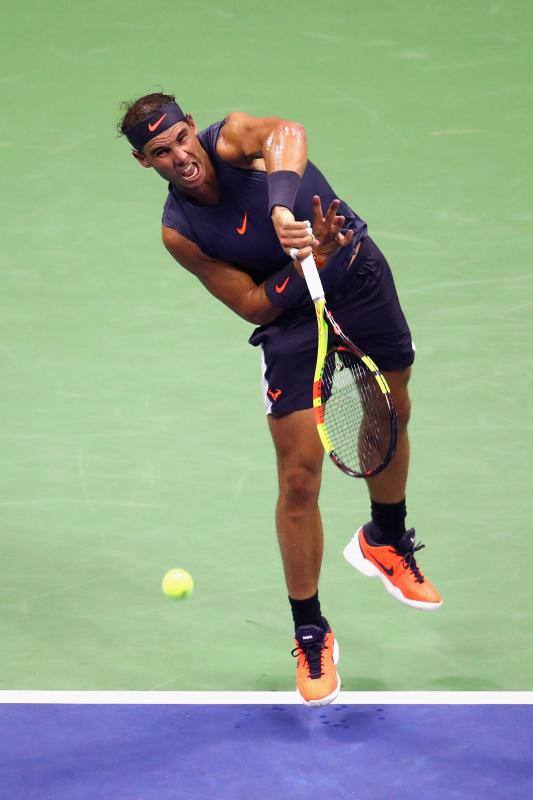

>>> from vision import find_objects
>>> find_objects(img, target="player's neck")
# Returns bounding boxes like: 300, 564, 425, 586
174, 159, 219, 205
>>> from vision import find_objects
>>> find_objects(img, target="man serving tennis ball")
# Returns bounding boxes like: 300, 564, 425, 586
118, 93, 442, 706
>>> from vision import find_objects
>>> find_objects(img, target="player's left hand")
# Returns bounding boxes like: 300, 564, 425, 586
271, 206, 319, 261
311, 196, 355, 260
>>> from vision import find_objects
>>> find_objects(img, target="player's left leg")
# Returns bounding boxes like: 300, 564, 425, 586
343, 366, 442, 610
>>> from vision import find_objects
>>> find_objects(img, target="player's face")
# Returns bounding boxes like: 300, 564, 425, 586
134, 118, 209, 192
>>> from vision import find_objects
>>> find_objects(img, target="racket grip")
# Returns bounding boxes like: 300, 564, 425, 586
300, 253, 325, 301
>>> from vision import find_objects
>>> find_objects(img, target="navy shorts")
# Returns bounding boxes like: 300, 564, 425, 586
249, 236, 415, 418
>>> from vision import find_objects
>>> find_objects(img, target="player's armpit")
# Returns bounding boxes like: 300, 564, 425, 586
161, 225, 281, 326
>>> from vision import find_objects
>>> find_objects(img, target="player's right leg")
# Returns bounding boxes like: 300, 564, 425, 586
268, 408, 324, 601
268, 409, 340, 706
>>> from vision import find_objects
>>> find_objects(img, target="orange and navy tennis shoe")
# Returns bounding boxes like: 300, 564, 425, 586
343, 525, 442, 610
292, 619, 340, 706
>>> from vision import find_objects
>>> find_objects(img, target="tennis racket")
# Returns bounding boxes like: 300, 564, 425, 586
296, 246, 397, 478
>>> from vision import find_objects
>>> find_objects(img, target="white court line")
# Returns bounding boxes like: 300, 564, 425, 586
0, 691, 532, 705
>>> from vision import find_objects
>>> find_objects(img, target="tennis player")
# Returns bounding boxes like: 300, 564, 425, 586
118, 93, 442, 706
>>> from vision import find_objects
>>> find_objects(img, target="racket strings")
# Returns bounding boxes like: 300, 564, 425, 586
321, 349, 393, 475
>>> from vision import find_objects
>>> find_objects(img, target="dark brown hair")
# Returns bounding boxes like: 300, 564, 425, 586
117, 92, 176, 137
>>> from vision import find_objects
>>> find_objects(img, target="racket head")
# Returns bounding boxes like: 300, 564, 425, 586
314, 341, 398, 478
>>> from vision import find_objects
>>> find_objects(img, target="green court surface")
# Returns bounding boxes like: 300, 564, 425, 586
1, 0, 532, 691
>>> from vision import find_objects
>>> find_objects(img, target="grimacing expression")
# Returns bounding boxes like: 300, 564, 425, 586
135, 118, 209, 192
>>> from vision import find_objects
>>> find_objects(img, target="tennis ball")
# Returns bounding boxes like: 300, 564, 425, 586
162, 568, 194, 600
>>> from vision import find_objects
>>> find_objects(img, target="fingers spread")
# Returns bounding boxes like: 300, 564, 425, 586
312, 195, 324, 220
325, 198, 341, 223
338, 228, 355, 246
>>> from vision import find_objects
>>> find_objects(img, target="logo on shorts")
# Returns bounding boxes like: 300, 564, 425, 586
267, 388, 282, 401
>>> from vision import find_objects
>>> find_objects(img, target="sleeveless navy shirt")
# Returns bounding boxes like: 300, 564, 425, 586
162, 120, 367, 287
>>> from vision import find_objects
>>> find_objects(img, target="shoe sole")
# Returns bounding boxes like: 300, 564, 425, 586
343, 532, 442, 612
297, 639, 341, 707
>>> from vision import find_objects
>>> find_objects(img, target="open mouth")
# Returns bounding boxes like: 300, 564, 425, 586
180, 162, 200, 181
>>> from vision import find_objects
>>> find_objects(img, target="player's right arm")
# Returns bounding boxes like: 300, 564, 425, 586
162, 225, 286, 326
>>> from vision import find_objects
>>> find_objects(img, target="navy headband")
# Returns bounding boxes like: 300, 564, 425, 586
126, 101, 187, 151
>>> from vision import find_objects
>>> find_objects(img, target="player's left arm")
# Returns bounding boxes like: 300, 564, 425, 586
218, 112, 351, 263
217, 112, 316, 257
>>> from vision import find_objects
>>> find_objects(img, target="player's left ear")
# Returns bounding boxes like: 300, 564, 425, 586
132, 149, 151, 168
186, 114, 198, 133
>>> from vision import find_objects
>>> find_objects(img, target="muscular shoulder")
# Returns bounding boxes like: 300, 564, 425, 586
217, 111, 296, 167
221, 111, 270, 139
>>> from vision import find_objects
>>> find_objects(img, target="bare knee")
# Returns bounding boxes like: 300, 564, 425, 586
395, 392, 411, 432
268, 408, 324, 512
384, 368, 412, 433
279, 462, 321, 510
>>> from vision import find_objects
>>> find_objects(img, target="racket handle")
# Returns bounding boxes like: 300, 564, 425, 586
289, 223, 324, 301
300, 253, 325, 301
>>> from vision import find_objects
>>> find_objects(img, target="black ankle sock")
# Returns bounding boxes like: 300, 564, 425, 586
369, 499, 407, 545
289, 591, 322, 630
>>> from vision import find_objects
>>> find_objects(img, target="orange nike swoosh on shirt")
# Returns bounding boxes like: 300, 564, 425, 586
275, 276, 290, 293
236, 211, 248, 235
148, 114, 167, 132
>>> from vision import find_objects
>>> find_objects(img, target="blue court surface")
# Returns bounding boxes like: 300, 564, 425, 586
2, 696, 532, 799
